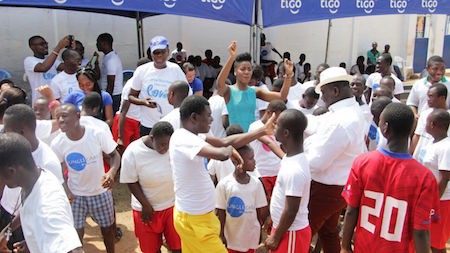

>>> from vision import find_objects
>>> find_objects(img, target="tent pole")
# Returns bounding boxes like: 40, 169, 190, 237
325, 19, 331, 63
136, 12, 144, 58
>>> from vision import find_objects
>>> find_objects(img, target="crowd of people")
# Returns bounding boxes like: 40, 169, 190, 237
0, 32, 448, 253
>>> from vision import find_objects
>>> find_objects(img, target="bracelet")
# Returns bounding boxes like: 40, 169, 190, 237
52, 50, 59, 56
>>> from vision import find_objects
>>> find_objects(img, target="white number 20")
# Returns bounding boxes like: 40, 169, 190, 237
360, 190, 408, 242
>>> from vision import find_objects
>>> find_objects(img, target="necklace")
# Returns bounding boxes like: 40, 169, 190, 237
5, 189, 22, 242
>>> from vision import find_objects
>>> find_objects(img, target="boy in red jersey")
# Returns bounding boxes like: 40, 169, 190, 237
340, 103, 440, 253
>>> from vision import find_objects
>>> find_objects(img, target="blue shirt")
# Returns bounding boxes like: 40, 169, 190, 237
65, 90, 113, 111
226, 86, 256, 132
189, 78, 203, 93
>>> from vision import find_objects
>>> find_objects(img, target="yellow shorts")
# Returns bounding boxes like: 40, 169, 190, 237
173, 207, 227, 253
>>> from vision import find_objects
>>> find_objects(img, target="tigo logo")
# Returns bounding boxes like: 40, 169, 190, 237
390, 0, 408, 13
163, 0, 177, 8
54, 0, 67, 3
111, 0, 125, 6
321, 0, 340, 14
422, 0, 438, 13
201, 0, 226, 10
281, 0, 302, 14
356, 0, 375, 14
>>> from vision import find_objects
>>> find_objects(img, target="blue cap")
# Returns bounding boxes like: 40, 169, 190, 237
150, 36, 169, 53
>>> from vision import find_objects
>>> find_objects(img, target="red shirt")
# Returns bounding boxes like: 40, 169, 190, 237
342, 148, 440, 253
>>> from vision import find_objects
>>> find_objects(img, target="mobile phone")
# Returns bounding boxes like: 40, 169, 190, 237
90, 55, 97, 67
67, 35, 74, 49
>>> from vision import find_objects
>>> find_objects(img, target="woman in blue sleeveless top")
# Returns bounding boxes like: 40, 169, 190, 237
216, 41, 293, 132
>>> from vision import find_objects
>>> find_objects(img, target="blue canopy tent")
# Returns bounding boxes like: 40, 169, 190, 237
0, 0, 255, 57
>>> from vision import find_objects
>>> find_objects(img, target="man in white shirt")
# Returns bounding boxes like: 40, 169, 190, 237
24, 35, 69, 104
51, 49, 81, 102
170, 95, 276, 253
0, 133, 82, 253
160, 80, 190, 130
129, 35, 189, 137
0, 104, 64, 250
208, 88, 229, 138
51, 104, 120, 253
365, 53, 404, 102
171, 42, 187, 64
97, 33, 123, 114
305, 67, 366, 253
407, 55, 450, 118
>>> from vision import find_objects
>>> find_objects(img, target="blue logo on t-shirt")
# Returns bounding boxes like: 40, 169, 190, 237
146, 84, 168, 99
227, 196, 245, 217
42, 72, 56, 80
368, 124, 377, 140
66, 152, 87, 171
373, 83, 379, 90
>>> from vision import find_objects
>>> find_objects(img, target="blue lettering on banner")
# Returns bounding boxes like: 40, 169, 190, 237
422, 0, 438, 13
66, 152, 87, 171
201, 0, 226, 10
227, 196, 245, 218
356, 0, 375, 14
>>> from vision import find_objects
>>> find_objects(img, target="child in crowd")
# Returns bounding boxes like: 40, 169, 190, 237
289, 87, 319, 115
421, 109, 450, 253
120, 121, 181, 253
216, 145, 268, 253
367, 96, 392, 151
209, 125, 244, 185
265, 109, 311, 253
159, 80, 190, 130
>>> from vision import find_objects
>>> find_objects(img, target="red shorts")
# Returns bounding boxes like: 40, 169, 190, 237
228, 249, 255, 253
133, 206, 181, 252
270, 226, 311, 253
260, 176, 278, 199
112, 114, 140, 148
430, 200, 450, 249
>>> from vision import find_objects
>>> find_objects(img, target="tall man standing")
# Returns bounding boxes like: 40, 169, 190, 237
305, 67, 366, 253
97, 33, 123, 114
24, 35, 69, 104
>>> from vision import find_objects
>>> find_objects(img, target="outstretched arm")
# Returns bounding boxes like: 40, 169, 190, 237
256, 59, 293, 102
216, 41, 237, 103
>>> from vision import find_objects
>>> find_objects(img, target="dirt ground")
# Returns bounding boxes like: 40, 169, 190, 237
83, 182, 449, 253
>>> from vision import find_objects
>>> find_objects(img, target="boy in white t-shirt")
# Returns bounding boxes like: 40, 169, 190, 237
50, 49, 81, 102
421, 109, 450, 252
159, 80, 190, 130
51, 104, 120, 253
248, 100, 286, 199
120, 122, 181, 253
289, 87, 319, 116
216, 145, 268, 253
0, 133, 82, 253
265, 109, 311, 253
170, 95, 276, 253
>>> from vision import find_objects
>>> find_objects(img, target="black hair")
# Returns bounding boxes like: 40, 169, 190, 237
430, 83, 448, 99
272, 78, 284, 91
225, 124, 244, 136
180, 95, 209, 121
205, 49, 212, 58
0, 87, 27, 119
170, 80, 190, 98
267, 99, 287, 113
150, 121, 174, 138
381, 103, 414, 138
4, 104, 36, 130
76, 68, 105, 118
303, 87, 320, 99
0, 133, 36, 171
97, 33, 113, 45
234, 53, 252, 68
277, 62, 296, 77
0, 79, 14, 87
28, 35, 44, 47
251, 65, 264, 83
278, 109, 307, 141
339, 62, 346, 68
429, 109, 450, 130
380, 53, 393, 65
236, 144, 252, 157
370, 96, 392, 119
82, 92, 102, 112
182, 62, 195, 73
427, 55, 445, 68
62, 49, 80, 62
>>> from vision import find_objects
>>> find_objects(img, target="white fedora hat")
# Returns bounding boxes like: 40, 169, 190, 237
315, 67, 353, 94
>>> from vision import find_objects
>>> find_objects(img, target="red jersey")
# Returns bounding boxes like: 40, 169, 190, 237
342, 148, 440, 253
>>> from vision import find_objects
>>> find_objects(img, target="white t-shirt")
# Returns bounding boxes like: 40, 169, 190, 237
169, 128, 214, 215
20, 170, 82, 253
255, 84, 269, 120
216, 174, 267, 251
120, 138, 175, 211
270, 153, 311, 231
35, 120, 52, 141
1, 140, 63, 215
422, 137, 450, 200
406, 77, 450, 115
208, 158, 235, 182
366, 72, 404, 101
248, 120, 281, 177
287, 82, 304, 102
24, 56, 60, 104
160, 107, 180, 130
51, 126, 117, 196
171, 49, 187, 63
288, 100, 318, 116
131, 61, 188, 128
100, 51, 123, 95
50, 71, 80, 101
260, 42, 274, 64
80, 115, 112, 138
118, 77, 140, 121
208, 95, 228, 138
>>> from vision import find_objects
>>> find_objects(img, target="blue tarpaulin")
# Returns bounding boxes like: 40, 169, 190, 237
0, 0, 254, 25
262, 0, 450, 27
